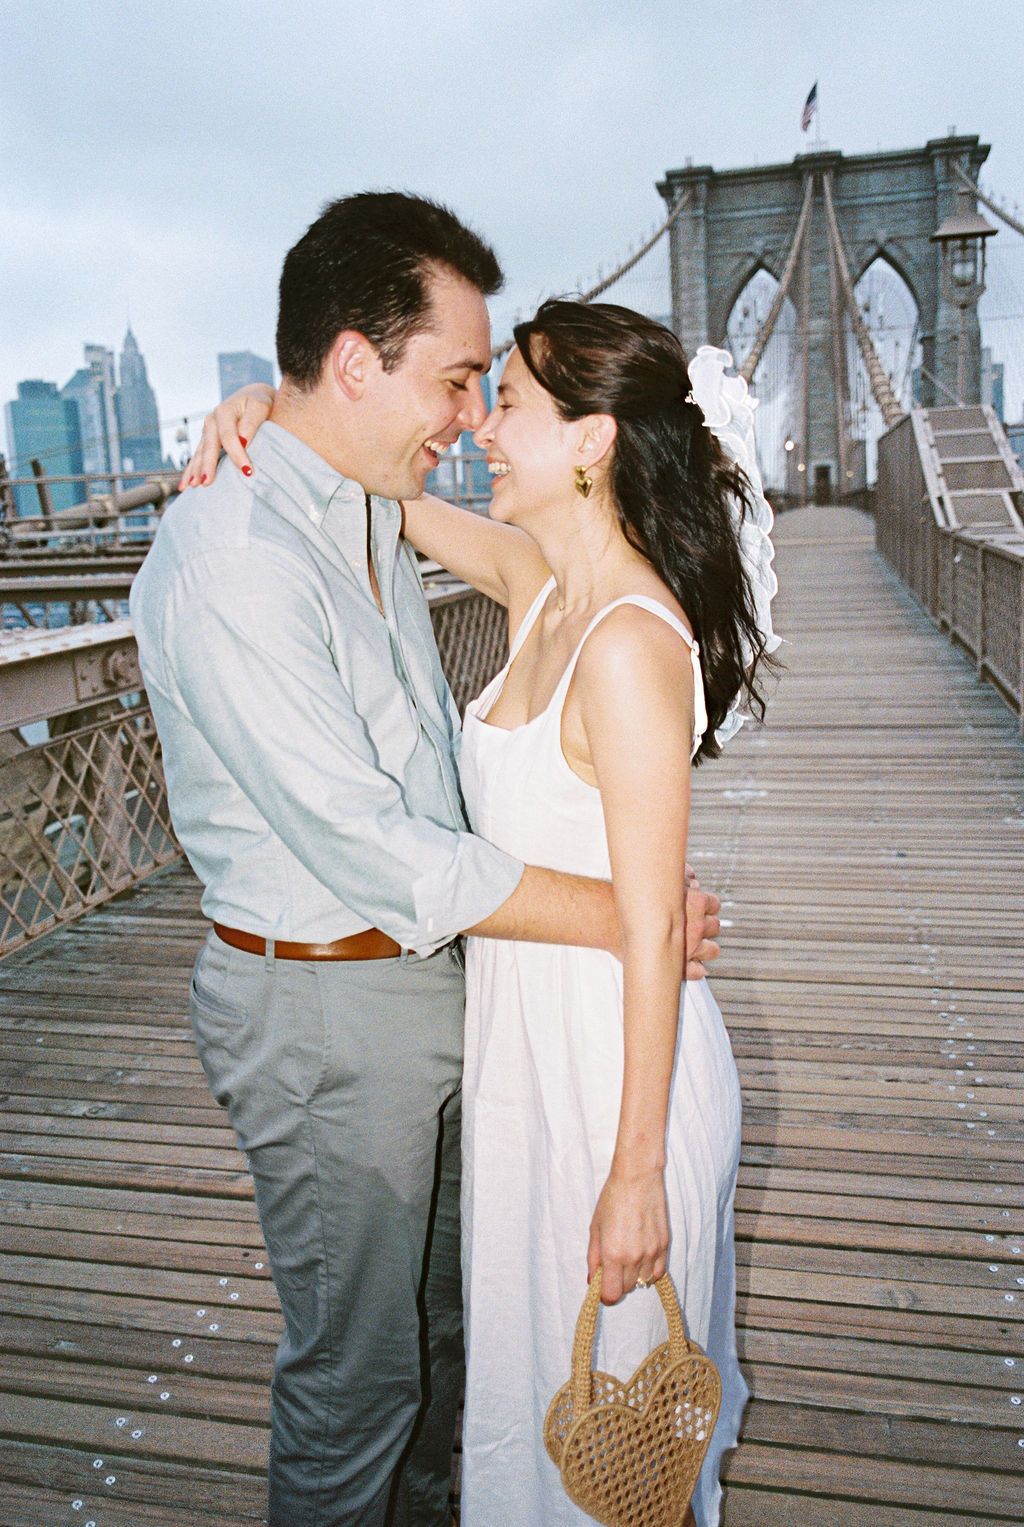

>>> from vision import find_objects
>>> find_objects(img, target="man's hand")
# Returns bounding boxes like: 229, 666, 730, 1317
684, 866, 721, 980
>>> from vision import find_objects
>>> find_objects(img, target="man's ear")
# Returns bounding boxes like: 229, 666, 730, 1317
330, 332, 374, 400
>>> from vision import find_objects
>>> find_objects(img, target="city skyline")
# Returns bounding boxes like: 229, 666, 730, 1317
3, 329, 276, 485
4, 325, 182, 503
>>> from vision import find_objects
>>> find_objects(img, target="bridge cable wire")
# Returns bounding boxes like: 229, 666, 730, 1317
825, 194, 852, 490
821, 169, 905, 428
738, 174, 815, 384
952, 162, 1024, 240
490, 189, 693, 361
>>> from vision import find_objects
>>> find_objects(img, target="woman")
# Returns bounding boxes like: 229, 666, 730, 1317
186, 300, 777, 1526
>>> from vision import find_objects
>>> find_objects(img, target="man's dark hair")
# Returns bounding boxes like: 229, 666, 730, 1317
276, 191, 503, 385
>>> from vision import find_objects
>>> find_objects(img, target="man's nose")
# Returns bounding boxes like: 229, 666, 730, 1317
473, 401, 497, 448
460, 378, 488, 432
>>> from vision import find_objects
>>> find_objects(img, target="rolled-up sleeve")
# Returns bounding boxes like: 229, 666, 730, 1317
156, 545, 523, 955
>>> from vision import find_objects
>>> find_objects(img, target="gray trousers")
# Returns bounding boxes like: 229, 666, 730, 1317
190, 931, 465, 1527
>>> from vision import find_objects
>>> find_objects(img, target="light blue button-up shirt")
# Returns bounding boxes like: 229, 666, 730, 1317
130, 422, 523, 955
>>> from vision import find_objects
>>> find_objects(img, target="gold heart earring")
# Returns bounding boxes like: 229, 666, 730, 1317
574, 464, 592, 499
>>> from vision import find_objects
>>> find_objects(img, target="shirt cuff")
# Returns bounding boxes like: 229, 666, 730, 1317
407, 837, 524, 957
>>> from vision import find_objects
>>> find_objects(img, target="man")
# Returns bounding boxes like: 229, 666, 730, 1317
131, 192, 719, 1527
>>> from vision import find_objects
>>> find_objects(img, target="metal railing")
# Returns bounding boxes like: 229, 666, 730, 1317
875, 411, 1024, 730
0, 582, 507, 959
1, 450, 494, 561
0, 468, 181, 555
0, 701, 180, 957
1, 568, 135, 630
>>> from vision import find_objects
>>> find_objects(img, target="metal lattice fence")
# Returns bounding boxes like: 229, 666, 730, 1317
0, 586, 507, 960
427, 584, 508, 714
1, 703, 180, 957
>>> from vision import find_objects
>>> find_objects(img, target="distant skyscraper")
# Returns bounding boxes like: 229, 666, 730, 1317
62, 344, 121, 489
218, 350, 275, 401
981, 347, 1005, 423
4, 380, 85, 515
115, 325, 164, 481
1006, 420, 1024, 474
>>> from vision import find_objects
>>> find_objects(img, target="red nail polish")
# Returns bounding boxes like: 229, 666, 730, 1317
200, 473, 208, 484
242, 464, 254, 477
238, 436, 248, 448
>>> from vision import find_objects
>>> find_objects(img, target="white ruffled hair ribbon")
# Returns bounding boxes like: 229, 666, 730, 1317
686, 345, 781, 745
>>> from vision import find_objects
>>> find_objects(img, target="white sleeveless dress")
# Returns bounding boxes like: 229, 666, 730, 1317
458, 579, 748, 1527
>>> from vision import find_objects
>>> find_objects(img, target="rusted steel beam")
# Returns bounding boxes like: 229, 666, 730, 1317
0, 572, 134, 606
0, 623, 142, 731
0, 552, 148, 576
29, 461, 55, 529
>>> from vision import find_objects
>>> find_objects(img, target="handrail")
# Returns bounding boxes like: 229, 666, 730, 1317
875, 413, 1024, 732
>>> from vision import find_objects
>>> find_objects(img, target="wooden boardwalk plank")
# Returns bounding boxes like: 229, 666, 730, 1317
694, 507, 1024, 1522
1, 504, 1022, 1523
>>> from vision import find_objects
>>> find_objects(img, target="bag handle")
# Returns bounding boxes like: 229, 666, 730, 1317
570, 1268, 689, 1417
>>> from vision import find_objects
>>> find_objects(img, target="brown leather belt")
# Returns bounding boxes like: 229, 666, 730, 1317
213, 922, 401, 961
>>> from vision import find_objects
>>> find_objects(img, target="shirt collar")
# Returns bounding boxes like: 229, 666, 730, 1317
249, 420, 401, 566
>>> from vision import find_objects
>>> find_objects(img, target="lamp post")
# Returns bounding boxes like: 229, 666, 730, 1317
931, 182, 997, 405
783, 436, 796, 503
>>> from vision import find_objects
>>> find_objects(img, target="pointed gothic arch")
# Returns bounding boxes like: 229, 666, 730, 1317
849, 256, 922, 479
725, 269, 799, 493
659, 133, 990, 491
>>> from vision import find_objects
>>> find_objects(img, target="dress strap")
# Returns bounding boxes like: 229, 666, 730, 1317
507, 576, 556, 663
552, 595, 708, 754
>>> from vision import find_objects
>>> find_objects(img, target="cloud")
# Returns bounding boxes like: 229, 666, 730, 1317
3, 0, 1022, 463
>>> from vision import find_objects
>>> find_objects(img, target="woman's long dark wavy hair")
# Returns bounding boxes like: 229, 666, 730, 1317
512, 298, 775, 764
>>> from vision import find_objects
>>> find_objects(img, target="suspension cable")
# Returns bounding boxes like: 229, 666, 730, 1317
490, 189, 693, 361
952, 162, 1024, 239
821, 170, 905, 427
738, 174, 814, 383
579, 188, 693, 303
825, 194, 851, 489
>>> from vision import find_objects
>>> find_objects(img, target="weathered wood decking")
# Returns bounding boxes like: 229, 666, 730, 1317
1, 504, 1022, 1525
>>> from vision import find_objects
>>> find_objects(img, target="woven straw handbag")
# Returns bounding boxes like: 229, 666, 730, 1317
543, 1269, 721, 1527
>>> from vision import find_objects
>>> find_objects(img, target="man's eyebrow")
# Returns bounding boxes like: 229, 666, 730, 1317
442, 358, 488, 375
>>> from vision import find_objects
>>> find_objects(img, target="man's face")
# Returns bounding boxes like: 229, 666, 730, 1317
358, 267, 492, 500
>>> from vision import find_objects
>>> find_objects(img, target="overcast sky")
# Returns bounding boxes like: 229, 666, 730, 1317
3, 0, 1022, 464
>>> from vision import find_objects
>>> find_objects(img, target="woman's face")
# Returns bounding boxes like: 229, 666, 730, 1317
474, 347, 579, 526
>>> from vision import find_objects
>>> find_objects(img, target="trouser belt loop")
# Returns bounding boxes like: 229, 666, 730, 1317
265, 937, 276, 972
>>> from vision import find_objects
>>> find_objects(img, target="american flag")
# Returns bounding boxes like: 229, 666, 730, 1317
801, 83, 818, 132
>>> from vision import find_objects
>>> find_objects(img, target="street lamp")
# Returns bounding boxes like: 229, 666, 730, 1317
931, 182, 997, 404
782, 436, 798, 503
